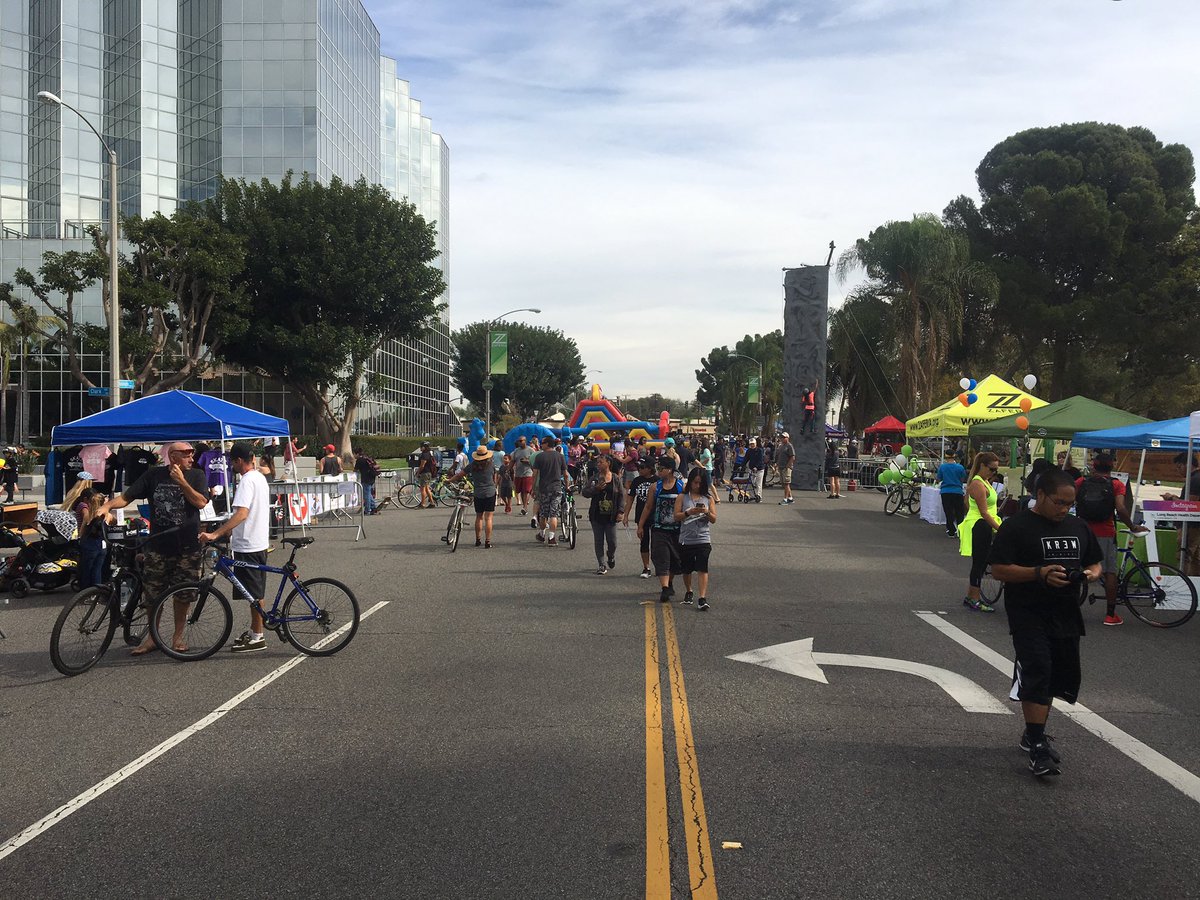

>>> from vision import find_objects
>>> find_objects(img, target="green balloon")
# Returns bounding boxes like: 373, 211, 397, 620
901, 444, 914, 457
879, 470, 893, 484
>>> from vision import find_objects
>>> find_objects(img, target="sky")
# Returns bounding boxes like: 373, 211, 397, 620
366, 0, 1200, 402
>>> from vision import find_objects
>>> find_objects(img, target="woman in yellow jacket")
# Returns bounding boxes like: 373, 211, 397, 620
960, 451, 1003, 612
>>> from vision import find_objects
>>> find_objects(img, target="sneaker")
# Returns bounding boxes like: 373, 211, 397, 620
1018, 732, 1061, 763
963, 596, 995, 613
659, 589, 671, 603
547, 537, 557, 546
485, 541, 492, 549
681, 591, 694, 605
519, 508, 527, 516
1103, 613, 1123, 626
475, 538, 482, 547
697, 597, 709, 611
596, 566, 608, 575
231, 631, 266, 654
530, 518, 538, 529
607, 557, 616, 569
536, 533, 546, 543
1028, 740, 1061, 777
779, 500, 789, 506
640, 568, 652, 579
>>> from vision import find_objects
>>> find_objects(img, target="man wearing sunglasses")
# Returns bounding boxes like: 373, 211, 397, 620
101, 441, 211, 655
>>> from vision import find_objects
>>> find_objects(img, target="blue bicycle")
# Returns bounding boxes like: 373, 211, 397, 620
148, 537, 361, 661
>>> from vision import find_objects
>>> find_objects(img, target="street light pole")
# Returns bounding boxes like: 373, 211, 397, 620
727, 351, 763, 412
484, 307, 541, 437
38, 90, 121, 408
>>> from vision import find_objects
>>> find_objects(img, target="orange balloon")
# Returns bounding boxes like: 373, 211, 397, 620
1016, 415, 1030, 430
958, 392, 970, 407
1019, 397, 1033, 413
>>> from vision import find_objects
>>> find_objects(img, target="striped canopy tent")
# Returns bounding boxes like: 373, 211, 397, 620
905, 374, 1047, 438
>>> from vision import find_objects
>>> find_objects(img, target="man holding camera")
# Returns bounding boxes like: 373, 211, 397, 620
990, 468, 1102, 778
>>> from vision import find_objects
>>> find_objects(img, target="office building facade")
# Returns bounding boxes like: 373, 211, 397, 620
0, 0, 452, 438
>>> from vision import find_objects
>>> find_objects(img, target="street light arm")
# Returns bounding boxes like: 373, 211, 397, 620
37, 91, 115, 161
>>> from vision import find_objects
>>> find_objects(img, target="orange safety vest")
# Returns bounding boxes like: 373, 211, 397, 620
803, 391, 815, 411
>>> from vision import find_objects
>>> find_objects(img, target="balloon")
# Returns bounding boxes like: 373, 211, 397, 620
959, 377, 970, 390
968, 379, 977, 390
894, 454, 908, 468
1016, 415, 1030, 430
878, 470, 893, 485
901, 444, 913, 457
967, 392, 978, 404
1019, 397, 1033, 413
958, 392, 969, 407
901, 470, 914, 481
1023, 374, 1037, 391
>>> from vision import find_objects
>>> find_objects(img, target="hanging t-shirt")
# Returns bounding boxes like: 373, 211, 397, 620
121, 446, 159, 485
197, 449, 231, 491
43, 449, 65, 505
60, 445, 85, 492
80, 445, 112, 483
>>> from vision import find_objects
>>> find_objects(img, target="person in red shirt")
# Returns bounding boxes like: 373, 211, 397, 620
1075, 453, 1148, 626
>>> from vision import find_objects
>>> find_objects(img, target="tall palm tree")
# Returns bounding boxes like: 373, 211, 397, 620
835, 214, 997, 415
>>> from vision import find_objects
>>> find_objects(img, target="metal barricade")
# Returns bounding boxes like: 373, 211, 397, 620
271, 476, 366, 542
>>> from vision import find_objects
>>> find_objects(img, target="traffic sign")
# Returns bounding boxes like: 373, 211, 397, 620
118, 379, 135, 390
88, 387, 109, 397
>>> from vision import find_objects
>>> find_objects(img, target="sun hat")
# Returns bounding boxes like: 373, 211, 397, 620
472, 445, 494, 461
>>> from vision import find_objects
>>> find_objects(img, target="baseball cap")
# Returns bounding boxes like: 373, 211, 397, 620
638, 457, 654, 470
655, 457, 674, 469
229, 442, 255, 462
781, 432, 789, 438
664, 437, 675, 446
324, 444, 336, 453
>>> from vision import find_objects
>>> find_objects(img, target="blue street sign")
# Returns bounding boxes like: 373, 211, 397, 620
88, 387, 110, 397
118, 379, 135, 390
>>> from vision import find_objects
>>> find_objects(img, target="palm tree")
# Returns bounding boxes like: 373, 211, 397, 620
835, 214, 997, 415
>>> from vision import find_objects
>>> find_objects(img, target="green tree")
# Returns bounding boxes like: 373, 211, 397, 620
836, 214, 998, 416
827, 294, 898, 433
450, 321, 585, 421
0, 283, 63, 443
945, 122, 1195, 401
205, 174, 446, 453
695, 332, 781, 435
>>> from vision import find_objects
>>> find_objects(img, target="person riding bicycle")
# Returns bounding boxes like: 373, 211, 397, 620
199, 442, 271, 653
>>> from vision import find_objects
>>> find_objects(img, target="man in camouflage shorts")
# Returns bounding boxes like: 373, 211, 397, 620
102, 441, 211, 654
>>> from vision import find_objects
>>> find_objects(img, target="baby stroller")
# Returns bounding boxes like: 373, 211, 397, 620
0, 508, 81, 598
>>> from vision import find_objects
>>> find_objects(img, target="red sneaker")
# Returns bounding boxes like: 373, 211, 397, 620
1103, 614, 1123, 626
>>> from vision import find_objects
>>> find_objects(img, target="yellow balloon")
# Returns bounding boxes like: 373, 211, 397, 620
0, 458, 7, 468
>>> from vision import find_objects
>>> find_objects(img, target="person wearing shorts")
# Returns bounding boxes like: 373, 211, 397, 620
990, 468, 1101, 778
460, 445, 498, 548
198, 442, 270, 653
416, 441, 438, 509
675, 467, 715, 611
624, 457, 656, 578
532, 436, 568, 545
776, 433, 796, 505
510, 436, 535, 515
638, 458, 684, 603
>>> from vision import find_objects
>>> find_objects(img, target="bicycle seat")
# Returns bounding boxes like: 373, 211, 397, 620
282, 537, 315, 547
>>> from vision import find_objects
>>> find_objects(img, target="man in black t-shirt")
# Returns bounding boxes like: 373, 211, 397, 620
623, 457, 657, 578
101, 441, 210, 656
990, 468, 1102, 777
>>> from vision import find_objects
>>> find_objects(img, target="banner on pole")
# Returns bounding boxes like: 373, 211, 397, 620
489, 330, 508, 375
747, 375, 760, 405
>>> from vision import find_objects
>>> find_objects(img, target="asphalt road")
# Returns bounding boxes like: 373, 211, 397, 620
2, 485, 1199, 899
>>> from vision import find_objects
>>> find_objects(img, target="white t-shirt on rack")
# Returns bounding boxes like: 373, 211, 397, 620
232, 469, 270, 553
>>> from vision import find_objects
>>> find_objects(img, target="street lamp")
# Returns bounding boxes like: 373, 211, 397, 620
38, 91, 121, 408
727, 351, 763, 413
484, 307, 540, 436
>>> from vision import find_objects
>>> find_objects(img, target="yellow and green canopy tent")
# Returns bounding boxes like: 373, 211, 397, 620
905, 374, 1047, 438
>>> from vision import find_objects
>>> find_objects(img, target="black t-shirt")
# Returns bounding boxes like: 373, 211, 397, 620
989, 508, 1102, 637
123, 466, 209, 553
630, 474, 655, 520
121, 447, 159, 486
61, 445, 85, 491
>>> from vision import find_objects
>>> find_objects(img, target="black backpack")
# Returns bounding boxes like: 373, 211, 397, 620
1076, 475, 1116, 522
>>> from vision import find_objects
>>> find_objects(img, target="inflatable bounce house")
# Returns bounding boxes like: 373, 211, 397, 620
501, 384, 669, 452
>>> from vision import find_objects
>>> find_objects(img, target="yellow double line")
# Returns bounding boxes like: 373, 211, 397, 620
645, 603, 718, 899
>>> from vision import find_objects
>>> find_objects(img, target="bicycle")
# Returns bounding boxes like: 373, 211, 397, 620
49, 526, 161, 676
441, 487, 472, 552
1082, 533, 1197, 628
884, 480, 921, 516
979, 565, 1004, 607
558, 485, 579, 549
147, 536, 361, 660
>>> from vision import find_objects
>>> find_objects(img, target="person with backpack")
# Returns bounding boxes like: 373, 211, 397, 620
1075, 453, 1149, 626
353, 447, 382, 515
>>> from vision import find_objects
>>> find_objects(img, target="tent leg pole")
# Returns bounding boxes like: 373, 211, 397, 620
1183, 438, 1194, 571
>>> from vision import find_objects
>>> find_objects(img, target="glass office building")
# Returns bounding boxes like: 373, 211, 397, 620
0, 0, 452, 438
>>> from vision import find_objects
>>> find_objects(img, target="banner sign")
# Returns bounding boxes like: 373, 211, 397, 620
489, 330, 508, 375
1142, 499, 1200, 523
747, 375, 760, 405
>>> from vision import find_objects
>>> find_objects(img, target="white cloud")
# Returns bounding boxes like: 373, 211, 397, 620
366, 0, 1200, 402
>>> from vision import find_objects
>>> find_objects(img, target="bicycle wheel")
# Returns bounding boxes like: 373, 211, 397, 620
449, 506, 463, 552
149, 582, 233, 661
50, 586, 118, 676
979, 566, 1005, 606
568, 509, 578, 549
907, 486, 921, 515
1121, 561, 1197, 628
765, 466, 780, 488
437, 483, 457, 507
884, 487, 902, 516
281, 577, 361, 656
397, 483, 421, 509
117, 574, 148, 646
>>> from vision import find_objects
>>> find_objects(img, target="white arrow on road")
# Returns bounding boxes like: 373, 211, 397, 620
726, 638, 1011, 715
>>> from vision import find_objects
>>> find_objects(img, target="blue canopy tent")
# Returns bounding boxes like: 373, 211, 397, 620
51, 390, 290, 446
1071, 417, 1192, 452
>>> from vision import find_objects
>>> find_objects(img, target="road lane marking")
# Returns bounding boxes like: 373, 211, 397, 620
914, 610, 1200, 805
662, 604, 718, 899
0, 600, 390, 863
727, 637, 1011, 715
644, 606, 671, 899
